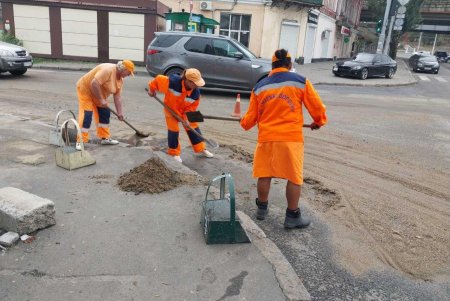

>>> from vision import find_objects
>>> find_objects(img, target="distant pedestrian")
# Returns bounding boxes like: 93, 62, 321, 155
147, 68, 214, 163
76, 60, 134, 150
240, 49, 327, 229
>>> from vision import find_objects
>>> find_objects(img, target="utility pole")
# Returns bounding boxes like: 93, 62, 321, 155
384, 16, 395, 55
376, 0, 393, 54
417, 32, 422, 51
431, 33, 438, 54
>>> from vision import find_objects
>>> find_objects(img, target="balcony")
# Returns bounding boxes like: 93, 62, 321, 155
271, 0, 323, 9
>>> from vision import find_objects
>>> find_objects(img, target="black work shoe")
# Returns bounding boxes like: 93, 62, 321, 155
284, 209, 311, 229
255, 198, 268, 220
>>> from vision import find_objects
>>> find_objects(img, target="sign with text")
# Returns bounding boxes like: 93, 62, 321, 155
340, 26, 350, 36
308, 12, 318, 25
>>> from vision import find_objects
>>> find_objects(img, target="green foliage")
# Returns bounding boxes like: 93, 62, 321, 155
0, 32, 23, 46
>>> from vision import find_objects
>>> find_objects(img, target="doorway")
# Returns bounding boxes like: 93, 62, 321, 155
279, 21, 300, 58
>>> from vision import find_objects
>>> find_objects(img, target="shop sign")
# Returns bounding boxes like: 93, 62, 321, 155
307, 12, 318, 25
340, 26, 350, 36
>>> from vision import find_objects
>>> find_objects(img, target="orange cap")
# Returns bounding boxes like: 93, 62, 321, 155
185, 68, 205, 87
120, 60, 135, 76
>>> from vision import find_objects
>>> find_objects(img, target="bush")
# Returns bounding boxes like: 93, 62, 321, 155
0, 32, 23, 46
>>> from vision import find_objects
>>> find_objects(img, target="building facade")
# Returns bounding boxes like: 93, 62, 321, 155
0, 0, 169, 63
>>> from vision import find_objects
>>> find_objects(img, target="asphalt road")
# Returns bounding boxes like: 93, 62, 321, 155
1, 65, 449, 301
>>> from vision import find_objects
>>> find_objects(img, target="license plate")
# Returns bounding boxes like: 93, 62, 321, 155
333, 66, 338, 71
24, 62, 32, 67
424, 67, 431, 70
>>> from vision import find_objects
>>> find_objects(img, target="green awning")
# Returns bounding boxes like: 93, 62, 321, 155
201, 16, 219, 26
165, 12, 219, 27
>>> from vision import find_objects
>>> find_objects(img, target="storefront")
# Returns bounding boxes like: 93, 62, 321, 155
165, 12, 219, 33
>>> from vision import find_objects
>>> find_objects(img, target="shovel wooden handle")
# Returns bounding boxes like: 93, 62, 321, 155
108, 107, 148, 137
146, 89, 218, 148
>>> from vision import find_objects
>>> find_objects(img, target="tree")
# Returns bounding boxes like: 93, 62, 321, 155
366, 0, 423, 59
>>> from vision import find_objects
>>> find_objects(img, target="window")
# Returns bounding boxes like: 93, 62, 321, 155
219, 13, 251, 47
212, 39, 239, 58
152, 35, 183, 48
184, 37, 214, 54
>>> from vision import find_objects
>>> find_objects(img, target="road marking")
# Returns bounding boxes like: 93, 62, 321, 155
435, 76, 447, 83
418, 75, 430, 81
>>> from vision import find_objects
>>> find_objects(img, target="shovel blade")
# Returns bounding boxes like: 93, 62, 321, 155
185, 111, 204, 123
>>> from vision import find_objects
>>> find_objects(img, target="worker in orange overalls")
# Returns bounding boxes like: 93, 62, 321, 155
76, 60, 134, 150
240, 49, 327, 229
147, 68, 213, 163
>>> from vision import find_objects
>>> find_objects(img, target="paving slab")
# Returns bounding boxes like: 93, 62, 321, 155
0, 187, 56, 235
0, 231, 19, 247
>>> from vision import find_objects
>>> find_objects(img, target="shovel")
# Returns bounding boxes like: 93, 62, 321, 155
107, 107, 150, 138
145, 88, 219, 148
185, 111, 240, 123
186, 110, 312, 128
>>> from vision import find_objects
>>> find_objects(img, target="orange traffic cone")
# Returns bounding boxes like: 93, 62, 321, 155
231, 93, 241, 117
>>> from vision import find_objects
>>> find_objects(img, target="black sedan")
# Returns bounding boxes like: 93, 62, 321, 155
409, 54, 440, 74
332, 53, 397, 80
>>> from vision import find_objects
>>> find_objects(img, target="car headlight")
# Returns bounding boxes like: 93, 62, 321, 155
352, 66, 362, 70
434, 63, 439, 67
417, 63, 423, 67
0, 49, 16, 57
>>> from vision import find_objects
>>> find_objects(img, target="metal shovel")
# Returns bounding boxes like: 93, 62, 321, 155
186, 110, 312, 128
146, 89, 219, 148
107, 107, 150, 138
185, 111, 241, 123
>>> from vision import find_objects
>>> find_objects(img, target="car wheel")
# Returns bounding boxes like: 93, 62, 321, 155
165, 67, 184, 77
360, 68, 368, 80
10, 69, 27, 76
385, 67, 395, 79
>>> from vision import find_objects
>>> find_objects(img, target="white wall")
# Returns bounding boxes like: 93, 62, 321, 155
109, 12, 144, 62
313, 13, 336, 59
260, 7, 308, 59
13, 4, 51, 54
61, 9, 98, 57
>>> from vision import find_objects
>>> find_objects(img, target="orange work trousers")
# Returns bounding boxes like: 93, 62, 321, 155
77, 87, 111, 143
165, 112, 205, 156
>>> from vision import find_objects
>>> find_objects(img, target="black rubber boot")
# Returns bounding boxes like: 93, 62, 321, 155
255, 198, 268, 220
284, 208, 311, 229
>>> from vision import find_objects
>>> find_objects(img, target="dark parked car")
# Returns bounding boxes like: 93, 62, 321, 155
409, 54, 440, 74
332, 53, 397, 80
146, 32, 272, 91
0, 41, 33, 76
434, 51, 449, 63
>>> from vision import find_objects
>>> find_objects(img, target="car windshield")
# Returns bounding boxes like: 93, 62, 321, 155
353, 53, 375, 62
420, 56, 437, 62
232, 38, 257, 59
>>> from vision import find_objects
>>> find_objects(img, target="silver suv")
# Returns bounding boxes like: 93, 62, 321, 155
146, 32, 271, 91
0, 41, 33, 76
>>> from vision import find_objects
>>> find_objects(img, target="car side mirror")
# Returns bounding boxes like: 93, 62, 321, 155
234, 52, 244, 59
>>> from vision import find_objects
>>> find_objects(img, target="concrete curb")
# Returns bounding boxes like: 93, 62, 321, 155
32, 65, 149, 77
237, 211, 312, 301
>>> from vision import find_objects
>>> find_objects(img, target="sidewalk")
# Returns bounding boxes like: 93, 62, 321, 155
33, 58, 417, 87
0, 113, 311, 301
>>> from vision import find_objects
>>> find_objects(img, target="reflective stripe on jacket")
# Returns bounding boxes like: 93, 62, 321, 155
149, 74, 200, 117
240, 67, 327, 143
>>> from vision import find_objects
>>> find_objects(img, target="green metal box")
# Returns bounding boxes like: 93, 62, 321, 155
200, 173, 250, 244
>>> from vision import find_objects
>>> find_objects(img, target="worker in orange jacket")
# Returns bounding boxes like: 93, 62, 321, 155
147, 68, 214, 163
240, 49, 327, 229
76, 60, 134, 150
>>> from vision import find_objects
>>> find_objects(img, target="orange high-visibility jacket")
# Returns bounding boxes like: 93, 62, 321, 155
240, 67, 327, 142
149, 74, 200, 117
76, 63, 123, 106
